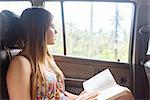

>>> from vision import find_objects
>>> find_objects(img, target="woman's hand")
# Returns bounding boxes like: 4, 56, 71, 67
76, 91, 99, 100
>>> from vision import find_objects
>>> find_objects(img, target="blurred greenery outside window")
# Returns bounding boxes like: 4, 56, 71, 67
43, 1, 133, 63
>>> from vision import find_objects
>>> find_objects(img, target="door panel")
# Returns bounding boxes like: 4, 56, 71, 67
54, 55, 131, 95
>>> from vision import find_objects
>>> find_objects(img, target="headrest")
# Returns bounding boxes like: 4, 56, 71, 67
0, 49, 20, 60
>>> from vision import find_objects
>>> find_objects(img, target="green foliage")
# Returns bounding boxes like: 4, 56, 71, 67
52, 4, 130, 63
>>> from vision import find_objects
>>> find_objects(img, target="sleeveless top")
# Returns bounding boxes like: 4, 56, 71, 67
36, 69, 66, 100
18, 54, 66, 100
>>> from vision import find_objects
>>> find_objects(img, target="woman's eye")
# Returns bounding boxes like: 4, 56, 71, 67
50, 25, 54, 28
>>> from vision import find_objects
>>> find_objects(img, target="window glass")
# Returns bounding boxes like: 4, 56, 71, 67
45, 1, 63, 55
64, 1, 134, 63
0, 1, 31, 15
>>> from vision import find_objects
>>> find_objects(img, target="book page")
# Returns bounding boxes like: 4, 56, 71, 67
97, 84, 127, 100
83, 69, 116, 91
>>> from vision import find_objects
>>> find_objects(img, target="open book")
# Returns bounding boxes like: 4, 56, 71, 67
83, 69, 129, 100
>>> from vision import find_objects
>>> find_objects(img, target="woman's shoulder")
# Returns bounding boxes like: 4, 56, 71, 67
6, 55, 32, 99
8, 55, 32, 76
11, 55, 30, 66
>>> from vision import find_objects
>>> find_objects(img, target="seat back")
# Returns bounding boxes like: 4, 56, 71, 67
0, 49, 20, 99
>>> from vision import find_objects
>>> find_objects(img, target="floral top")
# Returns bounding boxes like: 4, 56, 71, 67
36, 70, 66, 100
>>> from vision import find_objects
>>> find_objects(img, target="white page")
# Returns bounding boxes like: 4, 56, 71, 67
83, 69, 116, 91
97, 85, 126, 100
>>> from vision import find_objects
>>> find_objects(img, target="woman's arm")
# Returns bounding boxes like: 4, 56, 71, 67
6, 55, 31, 100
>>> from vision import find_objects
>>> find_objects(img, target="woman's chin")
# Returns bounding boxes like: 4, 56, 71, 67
47, 42, 55, 45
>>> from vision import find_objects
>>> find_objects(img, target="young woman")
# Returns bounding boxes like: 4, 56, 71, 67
6, 8, 99, 100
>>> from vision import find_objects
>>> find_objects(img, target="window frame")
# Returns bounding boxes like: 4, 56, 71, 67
44, 0, 135, 63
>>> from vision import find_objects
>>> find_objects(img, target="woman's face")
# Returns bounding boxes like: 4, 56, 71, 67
46, 23, 57, 45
